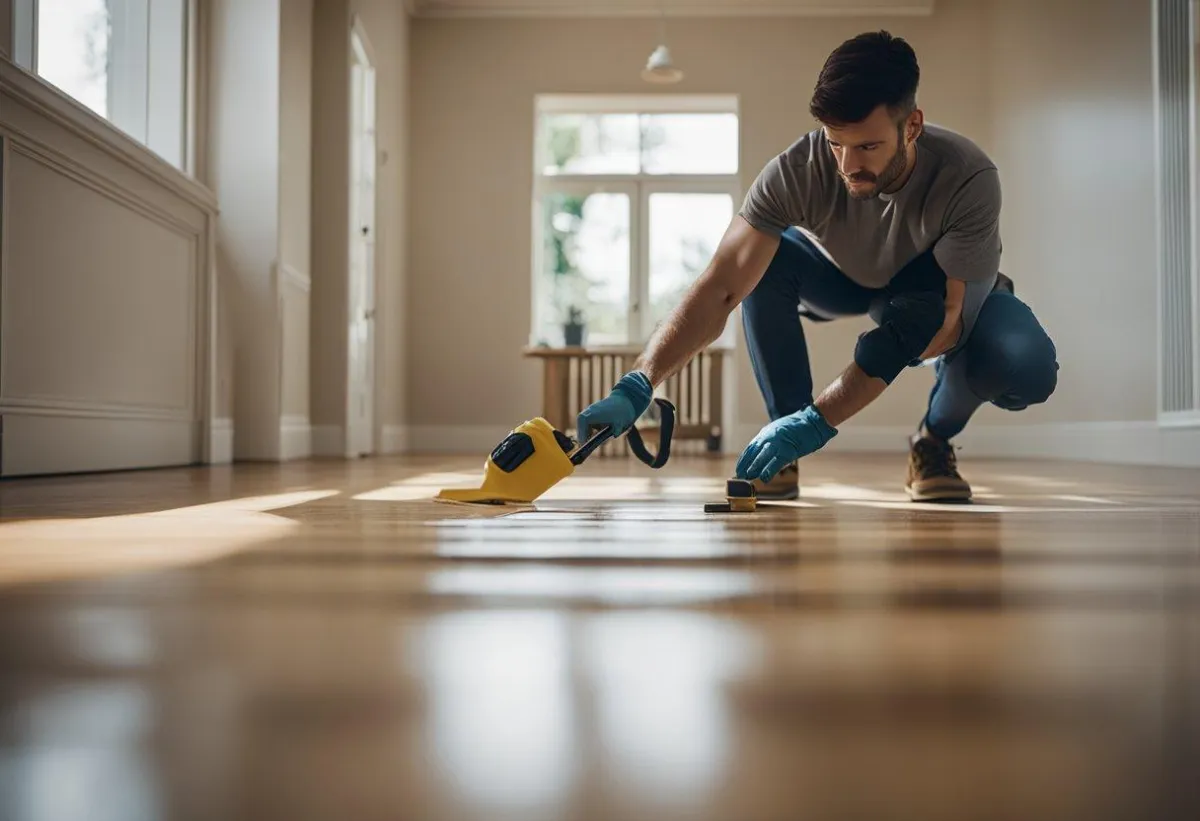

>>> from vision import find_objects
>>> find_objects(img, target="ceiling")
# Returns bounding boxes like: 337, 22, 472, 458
406, 0, 936, 19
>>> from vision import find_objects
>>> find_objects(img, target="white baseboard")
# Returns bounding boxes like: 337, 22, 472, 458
209, 417, 233, 464
404, 425, 512, 454
311, 425, 410, 457
311, 425, 344, 457
279, 416, 312, 461
381, 425, 410, 454
1, 412, 195, 476
386, 421, 1200, 468
735, 420, 1200, 467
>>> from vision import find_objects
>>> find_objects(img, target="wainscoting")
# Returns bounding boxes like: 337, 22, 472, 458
0, 60, 218, 476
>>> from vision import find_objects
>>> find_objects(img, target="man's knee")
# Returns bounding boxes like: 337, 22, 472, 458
969, 332, 1059, 409
854, 292, 944, 384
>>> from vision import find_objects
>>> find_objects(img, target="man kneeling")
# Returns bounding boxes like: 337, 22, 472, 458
576, 30, 1058, 502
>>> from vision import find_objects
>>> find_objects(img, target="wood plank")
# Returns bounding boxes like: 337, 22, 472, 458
0, 453, 1196, 821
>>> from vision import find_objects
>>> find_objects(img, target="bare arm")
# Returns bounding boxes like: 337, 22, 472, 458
812, 364, 887, 427
919, 278, 966, 360
813, 279, 966, 428
634, 215, 781, 386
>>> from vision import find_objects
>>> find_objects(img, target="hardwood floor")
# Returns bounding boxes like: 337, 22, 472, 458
0, 452, 1197, 821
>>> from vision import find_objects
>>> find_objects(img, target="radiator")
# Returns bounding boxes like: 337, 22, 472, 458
523, 346, 727, 456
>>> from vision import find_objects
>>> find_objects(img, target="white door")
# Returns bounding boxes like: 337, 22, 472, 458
347, 27, 376, 457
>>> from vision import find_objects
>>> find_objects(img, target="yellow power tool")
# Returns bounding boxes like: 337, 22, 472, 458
436, 398, 676, 505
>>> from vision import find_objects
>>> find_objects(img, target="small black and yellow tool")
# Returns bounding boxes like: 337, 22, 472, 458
436, 399, 676, 506
704, 478, 758, 513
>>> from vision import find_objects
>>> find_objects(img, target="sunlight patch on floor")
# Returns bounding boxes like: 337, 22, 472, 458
0, 489, 340, 586
426, 565, 760, 605
798, 483, 910, 503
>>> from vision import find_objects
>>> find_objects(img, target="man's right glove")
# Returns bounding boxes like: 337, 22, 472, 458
735, 404, 839, 482
576, 370, 654, 444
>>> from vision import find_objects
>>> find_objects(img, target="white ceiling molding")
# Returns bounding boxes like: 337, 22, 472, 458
408, 0, 936, 19
535, 93, 738, 112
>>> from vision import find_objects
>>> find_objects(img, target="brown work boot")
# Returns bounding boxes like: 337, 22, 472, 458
906, 433, 972, 502
752, 462, 799, 500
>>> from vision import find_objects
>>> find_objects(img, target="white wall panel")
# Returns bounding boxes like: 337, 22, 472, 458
2, 146, 196, 413
0, 60, 218, 476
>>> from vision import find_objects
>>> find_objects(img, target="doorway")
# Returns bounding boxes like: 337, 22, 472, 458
347, 22, 377, 457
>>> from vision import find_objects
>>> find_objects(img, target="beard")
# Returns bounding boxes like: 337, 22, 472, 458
841, 138, 909, 200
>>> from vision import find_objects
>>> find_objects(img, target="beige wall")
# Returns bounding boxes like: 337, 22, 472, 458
311, 0, 409, 451
280, 0, 314, 420
311, 0, 350, 440
409, 2, 993, 435
280, 0, 314, 278
409, 0, 1160, 444
377, 0, 411, 439
979, 0, 1156, 425
210, 0, 284, 457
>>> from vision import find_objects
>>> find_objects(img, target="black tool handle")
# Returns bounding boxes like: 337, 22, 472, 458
569, 424, 615, 466
570, 398, 676, 469
625, 398, 675, 469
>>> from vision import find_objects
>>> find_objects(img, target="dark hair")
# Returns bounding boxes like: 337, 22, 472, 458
809, 31, 919, 126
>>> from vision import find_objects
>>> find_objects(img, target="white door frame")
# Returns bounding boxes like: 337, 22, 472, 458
347, 16, 378, 456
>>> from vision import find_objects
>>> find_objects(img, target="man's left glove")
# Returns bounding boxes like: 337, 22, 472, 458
735, 404, 838, 483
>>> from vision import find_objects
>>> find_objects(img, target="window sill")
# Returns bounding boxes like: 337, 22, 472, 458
523, 344, 734, 356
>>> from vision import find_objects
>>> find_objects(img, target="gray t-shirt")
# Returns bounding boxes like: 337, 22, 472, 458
739, 123, 1001, 355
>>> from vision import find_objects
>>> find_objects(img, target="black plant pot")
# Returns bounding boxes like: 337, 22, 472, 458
563, 322, 585, 347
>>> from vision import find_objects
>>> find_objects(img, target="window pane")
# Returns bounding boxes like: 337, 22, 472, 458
640, 114, 738, 175
537, 192, 630, 347
37, 0, 111, 118
647, 193, 733, 336
540, 115, 640, 175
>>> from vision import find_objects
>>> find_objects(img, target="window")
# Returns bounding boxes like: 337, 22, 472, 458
16, 0, 192, 171
532, 95, 740, 348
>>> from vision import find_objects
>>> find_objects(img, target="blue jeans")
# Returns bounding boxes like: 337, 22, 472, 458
741, 228, 1059, 440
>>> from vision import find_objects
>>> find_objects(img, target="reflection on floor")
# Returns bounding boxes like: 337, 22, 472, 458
0, 452, 1197, 821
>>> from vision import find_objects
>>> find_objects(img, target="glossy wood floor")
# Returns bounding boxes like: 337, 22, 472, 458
0, 451, 1197, 821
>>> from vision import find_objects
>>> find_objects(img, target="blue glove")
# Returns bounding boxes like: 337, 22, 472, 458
576, 370, 654, 444
735, 405, 838, 482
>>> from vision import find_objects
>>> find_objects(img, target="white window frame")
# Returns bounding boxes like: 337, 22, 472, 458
12, 0, 196, 175
531, 94, 742, 349
13, 0, 37, 69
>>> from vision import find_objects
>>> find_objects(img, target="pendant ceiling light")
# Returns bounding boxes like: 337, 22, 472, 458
642, 45, 684, 84
642, 7, 683, 84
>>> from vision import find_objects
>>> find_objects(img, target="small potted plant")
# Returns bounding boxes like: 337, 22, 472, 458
563, 305, 586, 347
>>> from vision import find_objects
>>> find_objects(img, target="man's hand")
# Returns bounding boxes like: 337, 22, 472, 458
917, 278, 966, 360
735, 405, 838, 482
576, 371, 653, 443
578, 217, 778, 447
